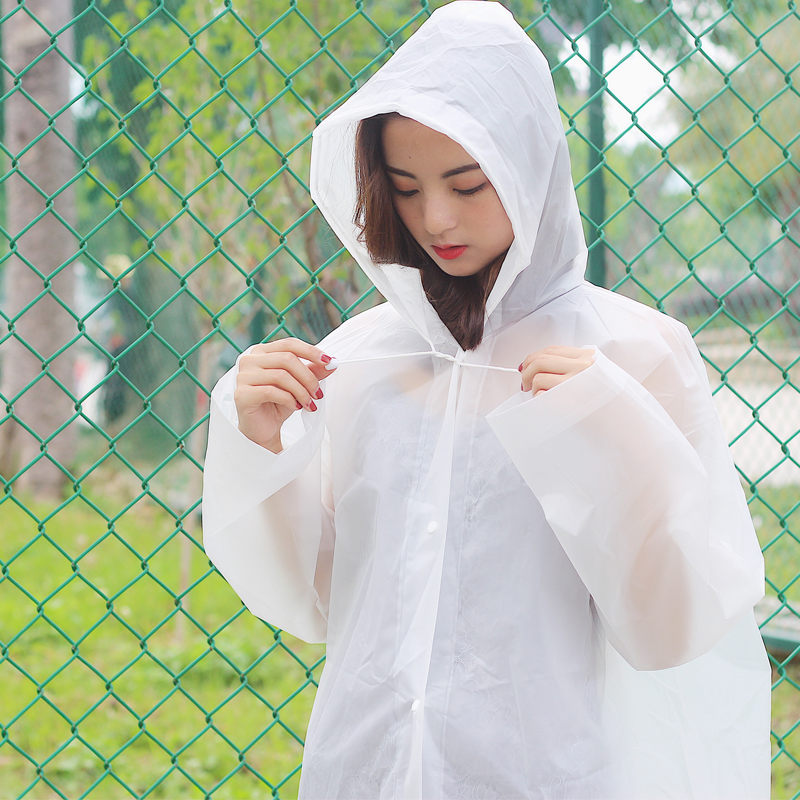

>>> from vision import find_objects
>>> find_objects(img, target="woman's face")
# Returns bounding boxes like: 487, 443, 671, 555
382, 116, 514, 278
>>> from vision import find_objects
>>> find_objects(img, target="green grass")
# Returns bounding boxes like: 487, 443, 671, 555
772, 661, 800, 800
748, 484, 800, 799
3, 482, 800, 799
0, 496, 324, 800
752, 484, 800, 603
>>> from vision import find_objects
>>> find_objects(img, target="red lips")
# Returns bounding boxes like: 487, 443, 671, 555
432, 245, 467, 260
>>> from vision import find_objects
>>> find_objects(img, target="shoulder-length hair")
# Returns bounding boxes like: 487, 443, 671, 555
353, 113, 507, 351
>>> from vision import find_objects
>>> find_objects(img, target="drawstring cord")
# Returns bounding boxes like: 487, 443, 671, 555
328, 351, 519, 374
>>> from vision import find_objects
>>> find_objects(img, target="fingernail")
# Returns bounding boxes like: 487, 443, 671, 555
308, 400, 317, 412
315, 388, 323, 400
520, 383, 525, 392
296, 401, 302, 410
518, 363, 523, 372
324, 357, 338, 371
320, 354, 332, 363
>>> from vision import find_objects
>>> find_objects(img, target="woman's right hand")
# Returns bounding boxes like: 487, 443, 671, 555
234, 339, 336, 453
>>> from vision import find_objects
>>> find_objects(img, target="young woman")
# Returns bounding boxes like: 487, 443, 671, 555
202, 3, 770, 798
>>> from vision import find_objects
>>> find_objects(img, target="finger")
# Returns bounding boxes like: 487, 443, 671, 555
541, 345, 591, 359
520, 350, 586, 375
235, 382, 304, 414
249, 338, 334, 369
520, 354, 570, 381
520, 358, 573, 391
242, 347, 337, 391
530, 371, 569, 395
240, 352, 325, 400
307, 359, 338, 382
521, 372, 561, 395
260, 367, 323, 408
519, 349, 594, 391
520, 346, 593, 370
237, 367, 319, 410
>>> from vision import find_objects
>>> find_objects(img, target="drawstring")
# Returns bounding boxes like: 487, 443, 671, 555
329, 351, 519, 374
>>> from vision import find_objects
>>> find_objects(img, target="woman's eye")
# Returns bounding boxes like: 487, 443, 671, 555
391, 187, 418, 198
455, 182, 488, 197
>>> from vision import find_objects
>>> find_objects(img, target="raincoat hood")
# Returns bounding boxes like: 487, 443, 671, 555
310, 0, 586, 349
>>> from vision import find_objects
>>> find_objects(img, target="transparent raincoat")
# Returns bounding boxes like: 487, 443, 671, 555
202, 3, 771, 797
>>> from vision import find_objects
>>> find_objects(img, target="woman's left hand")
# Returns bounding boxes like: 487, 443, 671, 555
519, 346, 594, 396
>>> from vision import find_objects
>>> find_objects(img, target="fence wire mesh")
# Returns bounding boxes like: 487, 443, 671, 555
0, 0, 798, 797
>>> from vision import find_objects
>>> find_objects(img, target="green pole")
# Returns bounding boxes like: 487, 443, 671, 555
586, 0, 607, 287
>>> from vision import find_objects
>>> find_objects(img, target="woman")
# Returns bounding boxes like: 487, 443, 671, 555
202, 3, 770, 797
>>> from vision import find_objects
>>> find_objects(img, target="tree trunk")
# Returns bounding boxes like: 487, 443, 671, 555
0, 0, 77, 499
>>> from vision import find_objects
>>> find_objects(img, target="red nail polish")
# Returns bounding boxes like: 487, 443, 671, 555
315, 388, 323, 400
296, 401, 302, 410
321, 354, 332, 363
308, 400, 317, 412
518, 363, 523, 372
520, 383, 525, 392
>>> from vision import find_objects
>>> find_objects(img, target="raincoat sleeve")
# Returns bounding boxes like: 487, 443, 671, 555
201, 360, 334, 644
486, 325, 764, 671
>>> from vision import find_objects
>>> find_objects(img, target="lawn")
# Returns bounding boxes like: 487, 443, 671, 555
0, 496, 323, 800
753, 483, 800, 799
753, 484, 800, 603
2, 482, 799, 799
772, 658, 800, 800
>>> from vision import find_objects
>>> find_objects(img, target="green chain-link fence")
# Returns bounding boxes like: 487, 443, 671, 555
1, 0, 798, 797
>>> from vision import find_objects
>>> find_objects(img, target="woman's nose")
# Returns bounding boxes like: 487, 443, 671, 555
422, 196, 457, 236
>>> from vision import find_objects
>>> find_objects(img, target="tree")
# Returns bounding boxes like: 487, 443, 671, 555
76, 0, 434, 636
664, 2, 800, 332
0, 0, 78, 499
76, 1, 433, 437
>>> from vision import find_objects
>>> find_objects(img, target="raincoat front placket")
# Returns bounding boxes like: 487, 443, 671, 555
395, 350, 465, 798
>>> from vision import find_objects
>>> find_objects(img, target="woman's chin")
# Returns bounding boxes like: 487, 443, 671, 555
434, 257, 497, 279
433, 258, 485, 278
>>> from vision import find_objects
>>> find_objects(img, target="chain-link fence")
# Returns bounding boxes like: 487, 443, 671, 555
1, 0, 798, 797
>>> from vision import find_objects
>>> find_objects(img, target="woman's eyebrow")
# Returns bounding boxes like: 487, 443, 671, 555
386, 166, 416, 178
385, 163, 482, 180
441, 163, 480, 179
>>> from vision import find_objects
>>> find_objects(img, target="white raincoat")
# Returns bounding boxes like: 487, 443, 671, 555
202, 3, 771, 798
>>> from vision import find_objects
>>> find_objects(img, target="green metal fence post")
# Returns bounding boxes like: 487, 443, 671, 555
586, 0, 606, 288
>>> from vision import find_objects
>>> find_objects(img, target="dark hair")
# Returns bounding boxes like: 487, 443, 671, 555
353, 113, 507, 351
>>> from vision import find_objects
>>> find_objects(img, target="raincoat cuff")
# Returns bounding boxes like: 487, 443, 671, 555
202, 364, 326, 538
486, 344, 705, 476
487, 345, 625, 445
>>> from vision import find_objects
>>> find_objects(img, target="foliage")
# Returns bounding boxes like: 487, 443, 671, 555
668, 2, 799, 251
75, 0, 436, 353
659, 1, 800, 336
64, 1, 448, 450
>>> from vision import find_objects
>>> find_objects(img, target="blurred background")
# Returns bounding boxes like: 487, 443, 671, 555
0, 0, 798, 797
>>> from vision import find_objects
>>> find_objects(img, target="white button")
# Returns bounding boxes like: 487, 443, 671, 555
426, 521, 437, 534
411, 700, 420, 712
